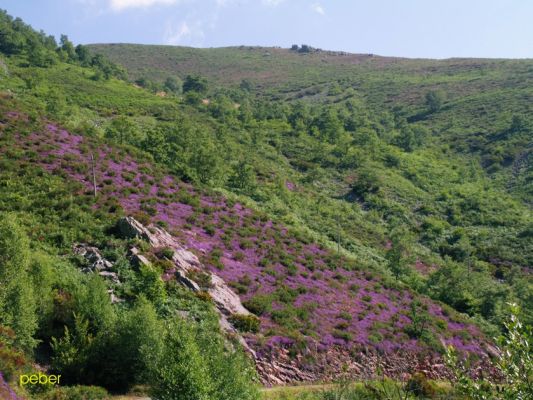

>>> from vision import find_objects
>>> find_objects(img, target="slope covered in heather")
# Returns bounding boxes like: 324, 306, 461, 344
81, 44, 533, 331
0, 9, 532, 399
0, 98, 492, 383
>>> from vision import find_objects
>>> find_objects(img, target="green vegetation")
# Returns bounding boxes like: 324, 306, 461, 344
82, 43, 532, 334
0, 8, 531, 400
263, 302, 533, 400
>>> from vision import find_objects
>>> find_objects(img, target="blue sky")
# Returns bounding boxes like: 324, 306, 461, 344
3, 0, 532, 58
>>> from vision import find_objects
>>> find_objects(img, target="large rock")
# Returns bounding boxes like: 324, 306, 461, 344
73, 243, 123, 303
118, 217, 251, 330
73, 244, 113, 272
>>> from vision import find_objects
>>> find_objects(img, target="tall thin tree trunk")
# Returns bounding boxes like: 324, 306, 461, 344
91, 152, 97, 198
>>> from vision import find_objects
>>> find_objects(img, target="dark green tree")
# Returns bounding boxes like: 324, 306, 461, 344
164, 76, 182, 94
0, 213, 38, 351
105, 116, 141, 145
425, 90, 445, 113
59, 34, 76, 62
386, 226, 414, 280
148, 318, 213, 400
75, 44, 91, 66
315, 108, 343, 143
228, 161, 256, 194
183, 75, 208, 94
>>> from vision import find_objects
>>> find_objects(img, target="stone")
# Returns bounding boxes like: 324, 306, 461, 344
74, 244, 113, 272
99, 271, 120, 284
129, 247, 152, 268
73, 243, 123, 302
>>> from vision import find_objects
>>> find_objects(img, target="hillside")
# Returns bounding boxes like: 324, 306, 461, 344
90, 43, 533, 202
0, 9, 532, 400
0, 93, 494, 382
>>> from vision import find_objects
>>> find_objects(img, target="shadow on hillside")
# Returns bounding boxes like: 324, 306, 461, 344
406, 110, 431, 123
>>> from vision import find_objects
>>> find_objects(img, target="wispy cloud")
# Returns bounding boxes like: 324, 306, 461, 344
164, 18, 205, 45
311, 2, 325, 15
110, 0, 179, 11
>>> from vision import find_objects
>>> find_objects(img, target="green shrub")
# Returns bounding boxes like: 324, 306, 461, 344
39, 385, 109, 400
186, 269, 213, 289
243, 294, 272, 316
229, 313, 260, 333
158, 247, 175, 259
332, 329, 352, 341
405, 372, 437, 398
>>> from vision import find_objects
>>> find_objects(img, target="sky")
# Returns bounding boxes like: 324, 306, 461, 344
3, 0, 532, 59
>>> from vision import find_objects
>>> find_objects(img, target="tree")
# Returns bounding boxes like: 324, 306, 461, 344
0, 11, 25, 55
105, 116, 141, 145
27, 37, 56, 67
88, 297, 164, 392
183, 75, 208, 94
148, 318, 213, 400
386, 226, 414, 280
164, 76, 182, 94
51, 314, 94, 384
90, 53, 125, 80
351, 166, 380, 199
315, 108, 343, 143
445, 303, 533, 399
425, 90, 445, 113
75, 44, 91, 66
189, 139, 223, 185
0, 213, 37, 351
395, 124, 428, 152
59, 34, 76, 62
228, 161, 256, 194
147, 316, 259, 400
404, 300, 431, 339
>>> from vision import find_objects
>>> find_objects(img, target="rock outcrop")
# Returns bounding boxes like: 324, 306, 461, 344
73, 243, 122, 303
118, 216, 250, 316
117, 217, 256, 357
115, 217, 343, 384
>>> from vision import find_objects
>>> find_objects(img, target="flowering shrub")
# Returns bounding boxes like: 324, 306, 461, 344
1, 119, 491, 364
445, 303, 533, 400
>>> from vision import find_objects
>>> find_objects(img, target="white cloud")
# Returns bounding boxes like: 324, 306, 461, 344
163, 19, 205, 45
110, 0, 178, 11
164, 21, 191, 44
311, 2, 325, 15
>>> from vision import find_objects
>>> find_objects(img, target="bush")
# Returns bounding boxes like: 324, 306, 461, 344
332, 329, 353, 342
229, 314, 260, 333
39, 385, 109, 400
243, 294, 272, 316
445, 303, 533, 400
147, 317, 259, 400
405, 372, 436, 398
158, 247, 175, 259
186, 269, 213, 290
